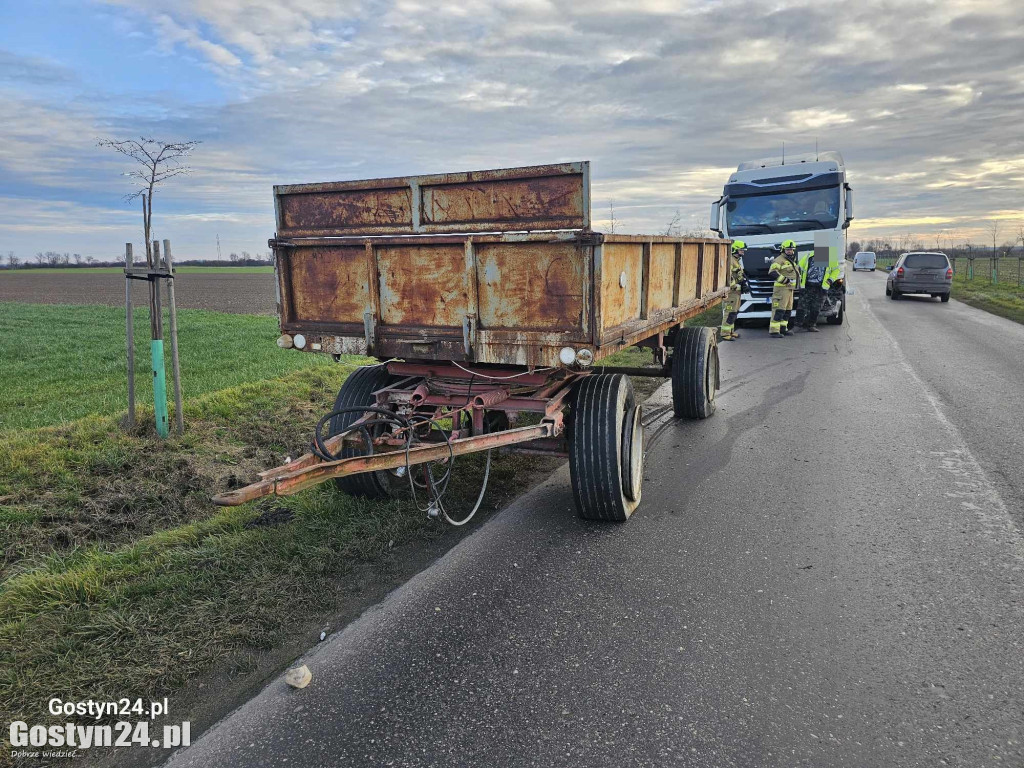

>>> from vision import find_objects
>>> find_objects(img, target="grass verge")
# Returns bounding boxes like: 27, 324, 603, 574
951, 277, 1024, 325
0, 302, 331, 431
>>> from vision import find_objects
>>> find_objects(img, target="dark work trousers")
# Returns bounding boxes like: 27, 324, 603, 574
797, 282, 824, 327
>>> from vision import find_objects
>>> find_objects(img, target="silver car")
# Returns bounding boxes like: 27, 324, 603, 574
886, 252, 952, 302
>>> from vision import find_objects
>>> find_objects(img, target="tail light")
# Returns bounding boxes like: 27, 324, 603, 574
946, 268, 953, 279
896, 267, 904, 277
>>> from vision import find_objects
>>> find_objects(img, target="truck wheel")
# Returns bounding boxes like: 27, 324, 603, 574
826, 291, 846, 325
569, 374, 643, 522
671, 326, 718, 419
941, 293, 950, 303
328, 364, 397, 499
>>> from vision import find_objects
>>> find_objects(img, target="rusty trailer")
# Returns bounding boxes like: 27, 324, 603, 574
215, 162, 729, 522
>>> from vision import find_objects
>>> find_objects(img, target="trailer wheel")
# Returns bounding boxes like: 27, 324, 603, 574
328, 364, 397, 499
569, 374, 643, 522
671, 326, 718, 419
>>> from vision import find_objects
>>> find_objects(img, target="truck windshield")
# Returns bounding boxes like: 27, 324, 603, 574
726, 186, 840, 235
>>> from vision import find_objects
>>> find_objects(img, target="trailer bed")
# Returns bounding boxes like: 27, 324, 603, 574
271, 162, 728, 367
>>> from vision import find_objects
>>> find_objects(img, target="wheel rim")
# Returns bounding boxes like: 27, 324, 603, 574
706, 343, 718, 404
621, 404, 644, 502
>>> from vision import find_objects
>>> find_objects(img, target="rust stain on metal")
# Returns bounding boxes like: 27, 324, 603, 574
422, 174, 583, 228
376, 244, 470, 328
286, 246, 370, 324
599, 242, 642, 329
475, 241, 585, 332
212, 423, 554, 506
647, 243, 676, 311
275, 232, 728, 368
274, 162, 588, 236
701, 242, 715, 296
278, 187, 411, 236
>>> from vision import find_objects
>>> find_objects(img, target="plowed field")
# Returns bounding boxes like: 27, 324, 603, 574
0, 271, 277, 314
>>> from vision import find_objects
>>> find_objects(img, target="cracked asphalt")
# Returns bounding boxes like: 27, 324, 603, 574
165, 269, 1024, 767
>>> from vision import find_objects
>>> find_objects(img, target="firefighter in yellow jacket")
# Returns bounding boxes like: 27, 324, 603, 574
720, 240, 747, 340
768, 240, 800, 338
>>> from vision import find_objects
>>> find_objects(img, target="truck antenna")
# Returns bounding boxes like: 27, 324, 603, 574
782, 141, 785, 165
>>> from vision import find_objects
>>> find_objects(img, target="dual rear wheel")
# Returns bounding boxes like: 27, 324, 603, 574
569, 326, 718, 522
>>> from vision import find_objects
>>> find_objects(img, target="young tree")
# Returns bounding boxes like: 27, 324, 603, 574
98, 137, 200, 263
6, 251, 18, 269
683, 217, 713, 237
607, 200, 618, 234
985, 219, 1000, 258
663, 210, 682, 237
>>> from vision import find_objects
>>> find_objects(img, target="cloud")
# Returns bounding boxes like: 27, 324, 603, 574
2, 0, 1024, 258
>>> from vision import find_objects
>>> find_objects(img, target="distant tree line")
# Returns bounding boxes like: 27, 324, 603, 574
847, 220, 1024, 261
1, 250, 273, 270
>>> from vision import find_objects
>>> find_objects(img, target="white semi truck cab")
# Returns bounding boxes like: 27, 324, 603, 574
710, 151, 854, 324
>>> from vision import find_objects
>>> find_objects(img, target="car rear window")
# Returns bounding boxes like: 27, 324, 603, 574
904, 254, 948, 269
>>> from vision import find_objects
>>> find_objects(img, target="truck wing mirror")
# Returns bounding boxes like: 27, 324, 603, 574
709, 198, 724, 235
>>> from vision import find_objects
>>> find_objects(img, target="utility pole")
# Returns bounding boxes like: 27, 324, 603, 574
217, 233, 222, 262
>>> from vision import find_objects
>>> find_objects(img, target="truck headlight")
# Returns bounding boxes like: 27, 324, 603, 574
559, 346, 577, 366
293, 334, 307, 350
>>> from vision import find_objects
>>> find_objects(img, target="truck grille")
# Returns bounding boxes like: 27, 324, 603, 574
746, 277, 776, 300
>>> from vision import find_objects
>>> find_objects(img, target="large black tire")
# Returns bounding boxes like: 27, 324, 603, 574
568, 374, 643, 522
941, 293, 950, 303
328, 364, 397, 499
671, 326, 718, 419
891, 288, 901, 300
826, 290, 846, 325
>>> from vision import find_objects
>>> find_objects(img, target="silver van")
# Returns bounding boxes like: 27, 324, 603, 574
852, 251, 876, 271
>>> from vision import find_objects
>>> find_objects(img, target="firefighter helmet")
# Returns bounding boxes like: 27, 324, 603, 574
731, 240, 747, 252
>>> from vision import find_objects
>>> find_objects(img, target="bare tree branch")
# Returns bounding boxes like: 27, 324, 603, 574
662, 209, 682, 237
98, 137, 200, 262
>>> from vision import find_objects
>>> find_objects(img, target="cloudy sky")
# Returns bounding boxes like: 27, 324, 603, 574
1, 0, 1022, 260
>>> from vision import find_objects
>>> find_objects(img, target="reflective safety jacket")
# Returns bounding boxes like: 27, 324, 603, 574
823, 258, 841, 290
769, 253, 800, 288
728, 253, 745, 289
798, 250, 841, 290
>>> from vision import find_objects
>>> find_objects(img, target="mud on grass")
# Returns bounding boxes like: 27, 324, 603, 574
0, 365, 354, 578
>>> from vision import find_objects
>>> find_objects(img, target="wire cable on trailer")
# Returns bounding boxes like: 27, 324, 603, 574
310, 400, 491, 527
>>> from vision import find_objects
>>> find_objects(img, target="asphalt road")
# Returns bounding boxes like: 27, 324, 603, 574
165, 272, 1024, 768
